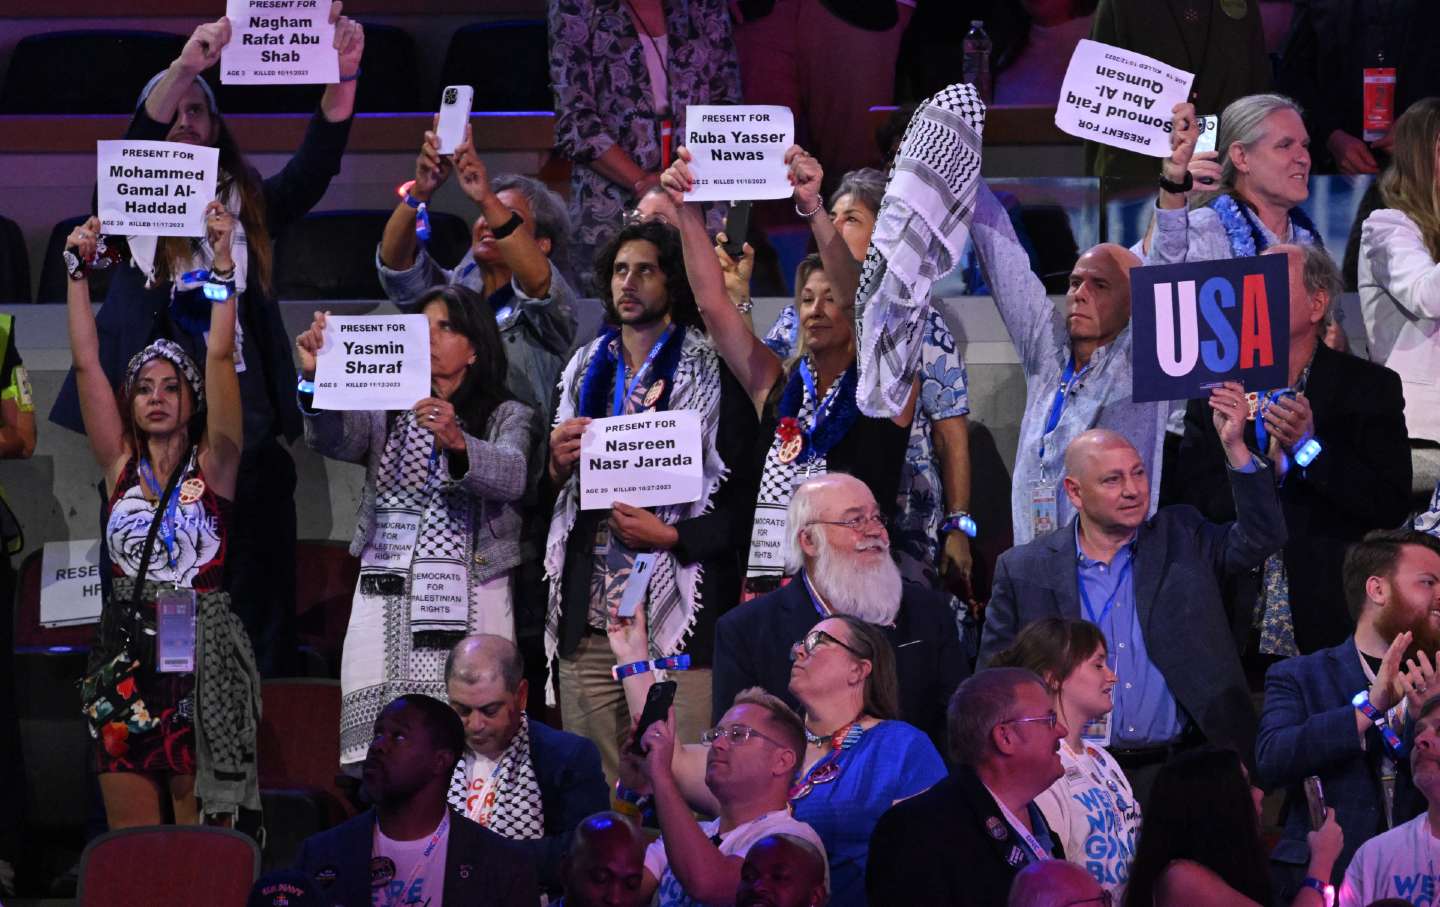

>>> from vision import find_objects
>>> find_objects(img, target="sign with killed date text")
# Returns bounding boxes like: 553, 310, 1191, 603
1055, 40, 1194, 157
97, 140, 219, 237
580, 411, 704, 510
311, 315, 431, 410
683, 105, 795, 202
222, 0, 338, 84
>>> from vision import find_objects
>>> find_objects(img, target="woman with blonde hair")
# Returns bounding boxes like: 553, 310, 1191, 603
1359, 97, 1440, 500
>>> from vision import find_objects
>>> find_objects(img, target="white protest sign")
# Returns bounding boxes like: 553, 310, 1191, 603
684, 105, 795, 202
1054, 39, 1194, 157
580, 410, 704, 510
312, 315, 431, 411
222, 0, 338, 85
97, 141, 219, 237
40, 540, 103, 628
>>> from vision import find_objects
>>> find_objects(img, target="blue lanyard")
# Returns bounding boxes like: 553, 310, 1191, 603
798, 360, 841, 457
1076, 554, 1133, 626
612, 326, 673, 416
1039, 357, 1085, 463
137, 457, 183, 568
800, 571, 830, 617
1253, 391, 1282, 454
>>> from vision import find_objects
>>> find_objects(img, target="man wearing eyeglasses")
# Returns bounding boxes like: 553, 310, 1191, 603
979, 420, 1284, 802
713, 473, 965, 753
867, 668, 1067, 907
621, 688, 828, 907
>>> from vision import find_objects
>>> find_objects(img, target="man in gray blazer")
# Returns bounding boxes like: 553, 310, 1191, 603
979, 411, 1286, 800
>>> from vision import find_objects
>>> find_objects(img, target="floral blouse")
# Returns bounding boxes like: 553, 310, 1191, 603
548, 0, 741, 289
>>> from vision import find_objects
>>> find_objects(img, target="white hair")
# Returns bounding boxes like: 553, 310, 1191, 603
809, 529, 902, 625
783, 480, 825, 575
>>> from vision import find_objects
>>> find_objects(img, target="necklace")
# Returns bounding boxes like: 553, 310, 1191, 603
791, 718, 866, 800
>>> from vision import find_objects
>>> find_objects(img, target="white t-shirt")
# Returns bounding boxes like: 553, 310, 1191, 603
1034, 742, 1142, 896
644, 808, 827, 907
372, 816, 449, 907
462, 751, 500, 824
1340, 813, 1440, 907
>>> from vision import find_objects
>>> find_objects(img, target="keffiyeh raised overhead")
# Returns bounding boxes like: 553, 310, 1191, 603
856, 83, 986, 417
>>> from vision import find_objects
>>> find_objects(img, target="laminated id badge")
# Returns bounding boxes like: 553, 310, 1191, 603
617, 553, 657, 619
156, 587, 197, 673
1363, 68, 1398, 142
1030, 481, 1059, 537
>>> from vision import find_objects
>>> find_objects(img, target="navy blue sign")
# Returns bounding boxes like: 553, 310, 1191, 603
1130, 254, 1290, 403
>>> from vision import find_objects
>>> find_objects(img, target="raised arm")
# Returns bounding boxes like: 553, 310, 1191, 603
379, 119, 451, 273
454, 124, 553, 298
787, 145, 861, 308
144, 19, 229, 125
318, 3, 363, 124
199, 201, 242, 500
662, 147, 782, 412
63, 218, 126, 473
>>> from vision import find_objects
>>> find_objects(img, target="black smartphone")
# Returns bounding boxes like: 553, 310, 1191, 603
723, 201, 752, 259
630, 680, 678, 756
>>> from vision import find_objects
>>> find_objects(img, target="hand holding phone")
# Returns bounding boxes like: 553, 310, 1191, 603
631, 680, 678, 756
722, 201, 752, 259
1304, 775, 1327, 831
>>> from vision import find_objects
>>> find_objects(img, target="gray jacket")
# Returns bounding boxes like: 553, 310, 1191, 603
303, 400, 535, 580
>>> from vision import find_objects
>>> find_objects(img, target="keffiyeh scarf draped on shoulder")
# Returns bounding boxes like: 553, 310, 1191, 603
446, 713, 544, 840
543, 328, 727, 693
856, 82, 986, 417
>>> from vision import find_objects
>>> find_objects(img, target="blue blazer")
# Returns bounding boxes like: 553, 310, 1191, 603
294, 807, 539, 907
978, 465, 1286, 763
712, 575, 967, 752
523, 719, 610, 891
1257, 637, 1421, 885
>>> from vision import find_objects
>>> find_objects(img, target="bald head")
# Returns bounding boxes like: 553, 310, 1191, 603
737, 834, 829, 907
563, 812, 648, 907
1007, 860, 1103, 906
1063, 429, 1140, 481
1081, 242, 1142, 275
786, 472, 883, 574
446, 634, 523, 689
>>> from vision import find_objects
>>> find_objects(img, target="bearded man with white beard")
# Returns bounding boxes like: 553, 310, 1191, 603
712, 473, 966, 752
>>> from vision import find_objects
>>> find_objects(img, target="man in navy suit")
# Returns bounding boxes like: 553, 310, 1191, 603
712, 472, 965, 751
979, 419, 1285, 801
444, 635, 610, 895
294, 694, 538, 906
1258, 529, 1440, 896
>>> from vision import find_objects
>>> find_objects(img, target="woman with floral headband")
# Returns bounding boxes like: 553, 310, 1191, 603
65, 209, 257, 829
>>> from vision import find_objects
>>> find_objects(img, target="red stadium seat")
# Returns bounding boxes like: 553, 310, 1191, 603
78, 826, 258, 907
257, 677, 352, 821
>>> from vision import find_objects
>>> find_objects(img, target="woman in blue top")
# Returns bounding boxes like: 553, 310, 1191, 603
610, 611, 945, 907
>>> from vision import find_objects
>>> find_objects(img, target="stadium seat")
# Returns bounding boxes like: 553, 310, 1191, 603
0, 215, 30, 303
36, 216, 122, 305
274, 210, 391, 299
0, 30, 187, 114
439, 21, 552, 112
293, 539, 359, 676
257, 677, 351, 868
78, 826, 258, 907
213, 21, 422, 114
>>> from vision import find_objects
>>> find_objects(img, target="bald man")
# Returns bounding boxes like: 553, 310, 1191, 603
444, 634, 610, 895
1169, 243, 1411, 655
737, 834, 829, 907
713, 473, 965, 751
967, 181, 1170, 545
979, 425, 1284, 800
558, 812, 648, 907
1006, 859, 1103, 906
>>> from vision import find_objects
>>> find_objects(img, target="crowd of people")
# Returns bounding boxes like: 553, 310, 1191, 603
6, 1, 1440, 905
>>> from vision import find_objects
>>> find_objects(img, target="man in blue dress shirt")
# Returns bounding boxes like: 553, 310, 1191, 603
979, 408, 1286, 801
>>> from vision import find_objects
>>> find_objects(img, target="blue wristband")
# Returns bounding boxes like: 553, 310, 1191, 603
941, 511, 978, 538
339, 67, 361, 83
1294, 438, 1322, 468
1353, 691, 1406, 755
653, 654, 691, 671
297, 376, 316, 395
611, 660, 651, 681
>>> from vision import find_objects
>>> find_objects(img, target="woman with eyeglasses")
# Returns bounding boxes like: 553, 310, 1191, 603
660, 150, 915, 598
989, 618, 1139, 899
609, 610, 945, 907
1122, 746, 1342, 907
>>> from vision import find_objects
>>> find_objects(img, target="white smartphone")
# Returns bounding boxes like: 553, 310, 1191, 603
436, 85, 473, 155
1196, 114, 1219, 155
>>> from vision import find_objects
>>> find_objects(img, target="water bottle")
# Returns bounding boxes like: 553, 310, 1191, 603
962, 20, 993, 105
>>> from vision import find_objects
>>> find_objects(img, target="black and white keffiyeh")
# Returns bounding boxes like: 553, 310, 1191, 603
447, 713, 545, 840
856, 82, 986, 417
365, 410, 471, 637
